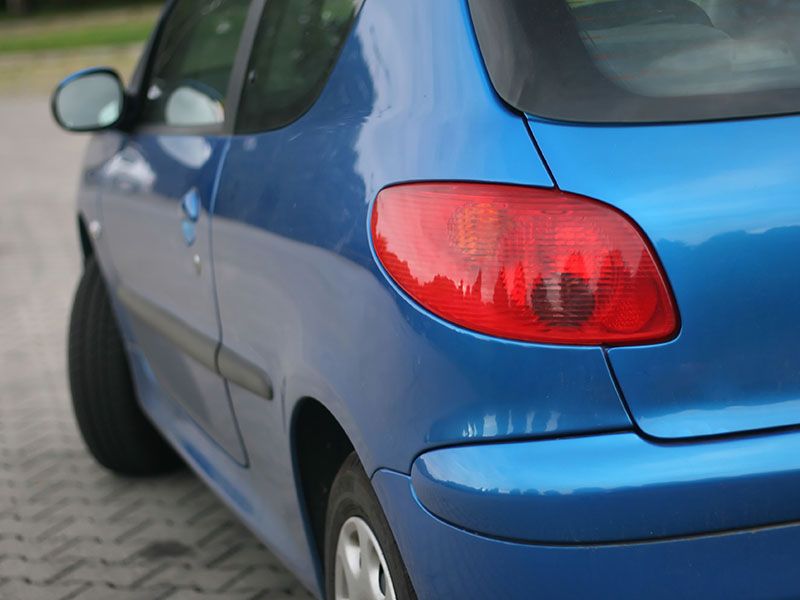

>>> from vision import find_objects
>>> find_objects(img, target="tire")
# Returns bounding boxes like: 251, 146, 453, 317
68, 256, 181, 476
325, 453, 416, 600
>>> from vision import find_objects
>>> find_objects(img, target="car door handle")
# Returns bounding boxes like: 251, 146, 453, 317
181, 189, 201, 223
181, 189, 201, 247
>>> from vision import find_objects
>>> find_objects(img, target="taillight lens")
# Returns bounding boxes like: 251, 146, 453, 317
371, 183, 677, 345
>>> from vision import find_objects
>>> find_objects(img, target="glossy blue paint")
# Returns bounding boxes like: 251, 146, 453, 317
373, 468, 800, 600
95, 133, 247, 464
412, 429, 800, 543
211, 0, 630, 479
181, 188, 200, 246
181, 219, 196, 247
76, 135, 114, 233
61, 0, 800, 596
530, 116, 800, 439
181, 188, 201, 221
120, 341, 321, 597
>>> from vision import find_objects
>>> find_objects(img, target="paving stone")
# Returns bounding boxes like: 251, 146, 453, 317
0, 96, 315, 599
0, 556, 82, 585
0, 579, 88, 600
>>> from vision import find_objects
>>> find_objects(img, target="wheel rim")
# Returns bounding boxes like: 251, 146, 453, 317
334, 516, 396, 600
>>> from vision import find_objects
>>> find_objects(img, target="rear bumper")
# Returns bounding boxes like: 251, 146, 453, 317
374, 468, 800, 599
410, 429, 800, 543
372, 429, 800, 599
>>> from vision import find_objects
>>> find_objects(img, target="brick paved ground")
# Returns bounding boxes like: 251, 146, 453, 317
0, 96, 315, 600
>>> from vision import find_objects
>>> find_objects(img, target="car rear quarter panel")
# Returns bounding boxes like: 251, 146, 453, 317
211, 0, 633, 477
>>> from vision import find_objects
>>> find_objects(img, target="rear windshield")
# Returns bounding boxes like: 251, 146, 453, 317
468, 0, 800, 122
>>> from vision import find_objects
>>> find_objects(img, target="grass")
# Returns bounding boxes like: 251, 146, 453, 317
0, 6, 161, 55
0, 6, 162, 95
0, 21, 153, 54
0, 45, 144, 95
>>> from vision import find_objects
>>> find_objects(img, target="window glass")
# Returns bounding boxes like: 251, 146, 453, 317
568, 0, 800, 98
141, 0, 251, 128
237, 0, 362, 133
468, 0, 800, 122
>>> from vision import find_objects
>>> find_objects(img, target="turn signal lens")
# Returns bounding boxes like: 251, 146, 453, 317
371, 183, 677, 345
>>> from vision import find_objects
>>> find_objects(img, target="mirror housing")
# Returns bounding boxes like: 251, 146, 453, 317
51, 68, 126, 133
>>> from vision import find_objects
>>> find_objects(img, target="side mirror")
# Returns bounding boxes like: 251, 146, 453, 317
52, 68, 126, 133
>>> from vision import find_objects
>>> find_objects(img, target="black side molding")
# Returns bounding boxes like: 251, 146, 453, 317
218, 346, 274, 401
116, 285, 218, 371
116, 285, 274, 401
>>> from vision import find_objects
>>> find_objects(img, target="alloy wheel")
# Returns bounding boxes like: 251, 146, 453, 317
334, 516, 396, 600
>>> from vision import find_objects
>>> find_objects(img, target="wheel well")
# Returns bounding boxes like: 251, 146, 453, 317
293, 399, 354, 568
77, 215, 94, 262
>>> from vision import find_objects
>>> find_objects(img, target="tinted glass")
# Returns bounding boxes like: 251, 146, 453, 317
570, 0, 800, 97
237, 0, 361, 133
468, 0, 800, 122
140, 0, 251, 128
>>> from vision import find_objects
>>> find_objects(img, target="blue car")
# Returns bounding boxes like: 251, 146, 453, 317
52, 0, 800, 598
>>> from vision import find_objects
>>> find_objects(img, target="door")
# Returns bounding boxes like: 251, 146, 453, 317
208, 0, 364, 566
98, 0, 255, 464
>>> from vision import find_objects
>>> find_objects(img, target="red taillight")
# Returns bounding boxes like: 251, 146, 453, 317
371, 183, 678, 345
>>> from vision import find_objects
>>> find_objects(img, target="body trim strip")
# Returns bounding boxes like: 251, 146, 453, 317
116, 284, 274, 401
218, 346, 274, 400
116, 284, 218, 371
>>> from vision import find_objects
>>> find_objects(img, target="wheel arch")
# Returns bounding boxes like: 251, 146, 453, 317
291, 397, 356, 581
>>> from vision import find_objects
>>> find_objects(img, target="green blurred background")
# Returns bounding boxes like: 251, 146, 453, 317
0, 0, 163, 95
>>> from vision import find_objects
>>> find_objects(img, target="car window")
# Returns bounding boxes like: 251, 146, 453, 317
236, 0, 362, 133
140, 0, 251, 129
468, 0, 800, 123
568, 0, 800, 98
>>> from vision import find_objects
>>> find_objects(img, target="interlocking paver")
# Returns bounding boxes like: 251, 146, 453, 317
0, 556, 82, 585
0, 96, 315, 599
0, 580, 88, 600
0, 535, 77, 562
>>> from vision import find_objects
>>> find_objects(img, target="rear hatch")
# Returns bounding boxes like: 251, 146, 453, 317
532, 116, 800, 438
469, 0, 800, 438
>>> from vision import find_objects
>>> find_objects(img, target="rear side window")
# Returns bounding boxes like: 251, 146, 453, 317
468, 0, 800, 122
236, 0, 362, 133
140, 0, 251, 129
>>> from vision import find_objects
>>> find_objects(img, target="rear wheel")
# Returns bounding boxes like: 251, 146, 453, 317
68, 256, 180, 475
325, 453, 416, 600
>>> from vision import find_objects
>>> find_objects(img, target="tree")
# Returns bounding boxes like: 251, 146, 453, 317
6, 0, 36, 15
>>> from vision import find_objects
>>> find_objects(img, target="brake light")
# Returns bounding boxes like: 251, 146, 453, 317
371, 183, 677, 345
